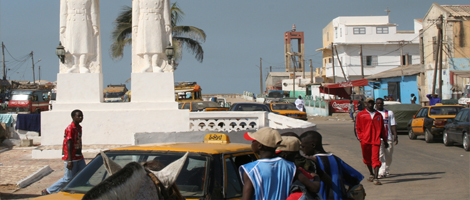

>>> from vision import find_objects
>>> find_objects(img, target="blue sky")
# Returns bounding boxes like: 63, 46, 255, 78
0, 0, 465, 94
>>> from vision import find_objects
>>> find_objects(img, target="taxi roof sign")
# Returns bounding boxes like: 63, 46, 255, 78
204, 133, 230, 144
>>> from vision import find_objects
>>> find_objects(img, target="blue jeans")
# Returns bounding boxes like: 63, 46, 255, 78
46, 159, 86, 193
350, 111, 354, 120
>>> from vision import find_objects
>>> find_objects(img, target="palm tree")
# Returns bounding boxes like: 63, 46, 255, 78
110, 2, 205, 64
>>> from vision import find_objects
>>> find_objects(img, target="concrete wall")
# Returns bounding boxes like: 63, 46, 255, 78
372, 76, 419, 103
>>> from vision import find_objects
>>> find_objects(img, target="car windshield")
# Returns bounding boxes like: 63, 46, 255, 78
193, 101, 221, 109
429, 106, 462, 116
272, 103, 297, 110
105, 92, 124, 98
63, 151, 207, 198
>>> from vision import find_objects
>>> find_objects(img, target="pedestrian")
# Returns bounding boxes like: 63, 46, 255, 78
41, 109, 86, 195
375, 98, 398, 179
252, 93, 256, 102
299, 131, 364, 200
410, 93, 417, 104
349, 100, 355, 121
355, 97, 388, 185
239, 127, 319, 200
357, 98, 365, 112
295, 95, 305, 112
275, 136, 322, 200
426, 94, 441, 106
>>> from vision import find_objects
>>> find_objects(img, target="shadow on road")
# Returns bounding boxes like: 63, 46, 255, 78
380, 172, 445, 184
0, 193, 41, 199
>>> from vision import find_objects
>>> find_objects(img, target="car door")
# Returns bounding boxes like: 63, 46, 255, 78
447, 111, 463, 142
412, 107, 428, 133
456, 110, 469, 144
224, 152, 257, 200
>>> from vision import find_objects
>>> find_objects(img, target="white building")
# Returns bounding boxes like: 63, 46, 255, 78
316, 15, 422, 83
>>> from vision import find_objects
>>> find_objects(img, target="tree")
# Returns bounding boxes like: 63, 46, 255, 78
110, 2, 206, 64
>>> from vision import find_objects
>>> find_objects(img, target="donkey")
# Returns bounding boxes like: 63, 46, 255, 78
82, 151, 189, 200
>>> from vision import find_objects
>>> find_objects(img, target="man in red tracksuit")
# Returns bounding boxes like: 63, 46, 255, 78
355, 97, 388, 185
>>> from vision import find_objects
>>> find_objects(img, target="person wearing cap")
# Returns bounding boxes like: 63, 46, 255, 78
239, 127, 319, 200
355, 97, 388, 185
299, 131, 364, 200
276, 136, 322, 200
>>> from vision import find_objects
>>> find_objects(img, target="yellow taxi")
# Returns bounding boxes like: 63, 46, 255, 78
34, 134, 257, 200
408, 103, 464, 143
178, 101, 229, 112
267, 103, 308, 120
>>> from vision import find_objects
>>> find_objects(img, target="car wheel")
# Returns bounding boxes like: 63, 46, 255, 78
425, 129, 434, 143
463, 132, 470, 151
408, 129, 417, 140
443, 132, 452, 146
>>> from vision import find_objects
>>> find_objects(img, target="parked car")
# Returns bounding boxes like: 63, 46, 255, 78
229, 102, 274, 112
443, 108, 470, 151
266, 103, 307, 120
34, 133, 258, 200
407, 104, 464, 143
178, 101, 229, 112
384, 104, 422, 131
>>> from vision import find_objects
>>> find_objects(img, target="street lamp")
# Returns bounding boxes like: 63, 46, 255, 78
165, 43, 174, 65
56, 42, 66, 64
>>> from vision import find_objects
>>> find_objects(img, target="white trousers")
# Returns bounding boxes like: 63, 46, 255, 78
379, 140, 394, 176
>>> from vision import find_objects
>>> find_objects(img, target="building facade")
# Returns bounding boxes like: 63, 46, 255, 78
316, 15, 422, 84
421, 3, 470, 101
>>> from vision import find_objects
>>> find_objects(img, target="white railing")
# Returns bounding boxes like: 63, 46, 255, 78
189, 111, 315, 132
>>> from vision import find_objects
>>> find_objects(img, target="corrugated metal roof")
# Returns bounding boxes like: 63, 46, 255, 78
365, 64, 424, 80
442, 5, 470, 17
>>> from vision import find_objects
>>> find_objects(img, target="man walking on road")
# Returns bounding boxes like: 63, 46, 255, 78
375, 98, 398, 178
355, 98, 388, 185
42, 109, 86, 195
295, 95, 305, 112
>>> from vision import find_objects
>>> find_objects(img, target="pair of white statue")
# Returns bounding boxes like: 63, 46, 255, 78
59, 0, 172, 74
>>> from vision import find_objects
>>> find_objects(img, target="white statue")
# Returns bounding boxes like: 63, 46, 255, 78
132, 0, 173, 73
59, 0, 101, 73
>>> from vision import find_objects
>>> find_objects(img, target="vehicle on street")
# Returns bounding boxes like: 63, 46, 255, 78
458, 84, 470, 107
266, 103, 307, 120
443, 108, 470, 151
384, 104, 422, 131
229, 102, 274, 112
33, 133, 258, 200
7, 89, 50, 113
175, 82, 202, 102
178, 101, 229, 112
408, 104, 464, 143
103, 84, 128, 102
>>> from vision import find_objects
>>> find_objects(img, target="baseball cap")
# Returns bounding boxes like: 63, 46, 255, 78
366, 97, 375, 102
275, 136, 301, 153
244, 127, 282, 148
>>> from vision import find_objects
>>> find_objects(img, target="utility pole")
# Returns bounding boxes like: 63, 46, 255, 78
360, 45, 364, 79
334, 45, 348, 81
310, 59, 313, 83
38, 65, 41, 82
2, 42, 5, 80
30, 51, 35, 84
331, 42, 335, 83
259, 58, 263, 95
437, 20, 444, 99
432, 15, 443, 96
400, 41, 404, 77
293, 59, 296, 97
269, 66, 272, 72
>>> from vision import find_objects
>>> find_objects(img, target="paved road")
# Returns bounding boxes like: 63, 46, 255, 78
1, 118, 468, 199
314, 120, 469, 200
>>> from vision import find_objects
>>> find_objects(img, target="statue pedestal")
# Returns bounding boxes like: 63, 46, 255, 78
40, 72, 189, 148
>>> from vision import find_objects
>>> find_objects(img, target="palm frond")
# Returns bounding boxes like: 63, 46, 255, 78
172, 26, 206, 43
173, 37, 204, 63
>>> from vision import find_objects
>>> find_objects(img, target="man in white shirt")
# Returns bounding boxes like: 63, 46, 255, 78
375, 98, 398, 178
295, 95, 305, 112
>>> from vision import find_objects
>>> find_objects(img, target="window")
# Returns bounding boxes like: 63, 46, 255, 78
335, 27, 338, 38
353, 27, 366, 34
340, 28, 342, 37
225, 154, 257, 198
417, 108, 429, 117
363, 55, 378, 66
376, 27, 389, 34
402, 54, 412, 65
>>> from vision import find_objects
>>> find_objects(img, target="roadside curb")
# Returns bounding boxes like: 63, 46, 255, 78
16, 165, 53, 188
